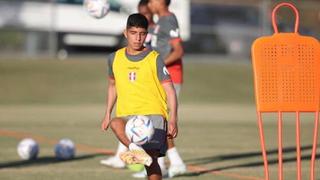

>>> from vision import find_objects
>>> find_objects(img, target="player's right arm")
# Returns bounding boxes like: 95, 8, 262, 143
101, 78, 117, 131
101, 53, 117, 131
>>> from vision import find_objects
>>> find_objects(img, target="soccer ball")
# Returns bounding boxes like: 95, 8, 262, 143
54, 139, 75, 160
125, 115, 155, 145
17, 138, 39, 160
84, 0, 110, 19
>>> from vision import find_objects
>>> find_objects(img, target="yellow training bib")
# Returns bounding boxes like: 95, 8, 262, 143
113, 48, 168, 119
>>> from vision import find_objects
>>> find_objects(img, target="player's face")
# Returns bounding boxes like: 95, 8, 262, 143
148, 0, 160, 14
138, 5, 153, 23
124, 27, 147, 51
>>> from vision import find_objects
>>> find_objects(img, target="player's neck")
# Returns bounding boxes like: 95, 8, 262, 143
126, 47, 146, 55
158, 8, 171, 17
149, 22, 156, 27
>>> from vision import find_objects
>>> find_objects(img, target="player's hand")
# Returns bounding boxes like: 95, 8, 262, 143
101, 118, 110, 131
168, 120, 178, 139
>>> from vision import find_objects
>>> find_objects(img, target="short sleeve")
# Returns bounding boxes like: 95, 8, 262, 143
107, 52, 116, 78
156, 55, 171, 82
166, 15, 181, 40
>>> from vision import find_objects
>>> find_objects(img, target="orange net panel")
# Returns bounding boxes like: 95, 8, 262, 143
252, 34, 320, 112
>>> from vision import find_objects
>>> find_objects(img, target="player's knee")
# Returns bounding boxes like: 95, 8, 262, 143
167, 138, 175, 148
145, 157, 161, 176
109, 118, 119, 131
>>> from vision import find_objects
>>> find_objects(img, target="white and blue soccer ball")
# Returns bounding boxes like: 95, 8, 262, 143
84, 0, 110, 19
125, 115, 155, 145
17, 138, 39, 160
54, 139, 75, 160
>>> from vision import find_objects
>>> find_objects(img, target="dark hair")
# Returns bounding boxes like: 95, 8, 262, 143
138, 0, 149, 7
165, 0, 170, 6
126, 13, 149, 30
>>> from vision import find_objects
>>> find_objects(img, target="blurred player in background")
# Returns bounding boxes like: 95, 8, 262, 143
101, 13, 178, 180
138, 0, 155, 49
147, 0, 186, 178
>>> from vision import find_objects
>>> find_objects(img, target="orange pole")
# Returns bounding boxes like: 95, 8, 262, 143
257, 112, 269, 180
296, 112, 301, 180
278, 112, 283, 180
310, 111, 319, 180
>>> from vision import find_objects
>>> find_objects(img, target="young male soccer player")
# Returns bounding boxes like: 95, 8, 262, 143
147, 0, 187, 177
101, 1, 186, 178
99, 0, 157, 170
101, 13, 178, 180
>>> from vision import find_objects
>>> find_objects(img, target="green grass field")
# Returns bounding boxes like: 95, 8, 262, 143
0, 59, 319, 180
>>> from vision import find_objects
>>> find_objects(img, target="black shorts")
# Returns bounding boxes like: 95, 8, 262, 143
123, 115, 168, 157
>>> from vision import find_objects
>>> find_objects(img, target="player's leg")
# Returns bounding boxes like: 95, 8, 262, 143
173, 83, 181, 97
157, 157, 167, 175
145, 150, 162, 180
132, 115, 168, 178
167, 138, 184, 165
167, 83, 187, 177
109, 116, 153, 166
100, 112, 127, 168
167, 138, 186, 177
133, 156, 167, 178
100, 142, 127, 168
132, 85, 185, 178
109, 117, 131, 147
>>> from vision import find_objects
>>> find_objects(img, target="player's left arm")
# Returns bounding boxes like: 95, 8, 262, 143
156, 55, 178, 138
164, 39, 184, 66
162, 82, 178, 138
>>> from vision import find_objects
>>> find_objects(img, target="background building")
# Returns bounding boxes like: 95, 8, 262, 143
0, 0, 318, 59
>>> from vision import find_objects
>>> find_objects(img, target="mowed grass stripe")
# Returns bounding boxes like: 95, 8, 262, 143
0, 59, 254, 105
0, 128, 263, 180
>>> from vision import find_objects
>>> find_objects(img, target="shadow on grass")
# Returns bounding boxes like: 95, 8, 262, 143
188, 153, 320, 176
0, 153, 105, 169
180, 144, 319, 177
185, 144, 313, 165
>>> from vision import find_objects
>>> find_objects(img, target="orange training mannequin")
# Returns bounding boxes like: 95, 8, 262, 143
251, 2, 320, 180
